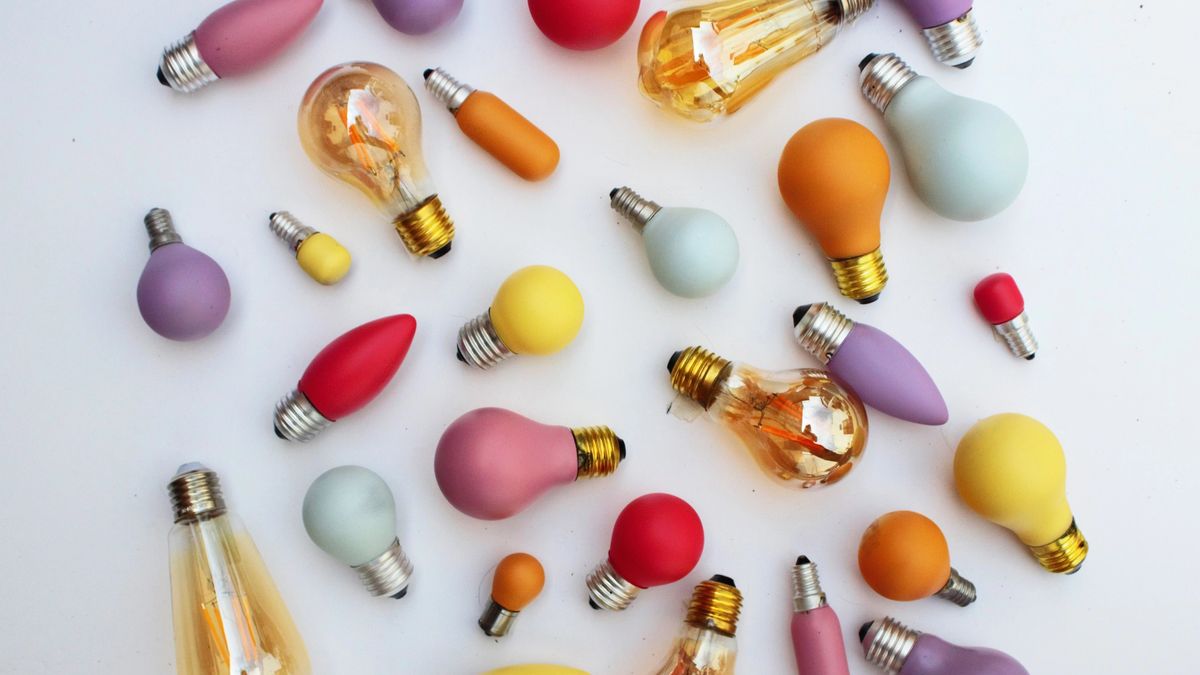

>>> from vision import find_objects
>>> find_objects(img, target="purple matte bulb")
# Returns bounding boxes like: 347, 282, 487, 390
137, 209, 231, 341
371, 0, 463, 35
899, 0, 983, 69
861, 617, 1029, 675
793, 303, 947, 425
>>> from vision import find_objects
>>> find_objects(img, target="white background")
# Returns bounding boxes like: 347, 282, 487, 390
1, 1, 1197, 673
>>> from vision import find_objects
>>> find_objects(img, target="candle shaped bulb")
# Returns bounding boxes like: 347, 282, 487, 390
955, 414, 1088, 574
779, 119, 890, 303
371, 0, 462, 35
637, 0, 876, 122
900, 0, 983, 68
157, 0, 323, 93
479, 553, 546, 637
299, 62, 454, 259
274, 314, 417, 442
667, 346, 869, 489
859, 53, 1028, 222
609, 187, 739, 298
268, 211, 351, 285
861, 617, 1029, 675
858, 511, 977, 606
790, 556, 851, 675
435, 407, 625, 520
652, 576, 742, 675
586, 493, 704, 611
424, 68, 559, 181
793, 303, 946, 425
974, 273, 1037, 360
167, 464, 310, 674
456, 265, 584, 369
137, 208, 231, 341
484, 667, 587, 675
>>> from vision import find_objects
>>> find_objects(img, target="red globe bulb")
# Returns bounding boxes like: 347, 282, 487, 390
528, 0, 640, 51
973, 273, 1024, 324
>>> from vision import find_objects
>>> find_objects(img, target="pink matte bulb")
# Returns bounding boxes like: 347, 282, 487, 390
434, 408, 626, 520
791, 556, 851, 675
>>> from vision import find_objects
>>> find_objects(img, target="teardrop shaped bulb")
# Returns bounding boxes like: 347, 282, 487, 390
137, 243, 231, 341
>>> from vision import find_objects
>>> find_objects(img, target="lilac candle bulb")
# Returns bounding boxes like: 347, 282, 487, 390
372, 0, 463, 35
899, 0, 983, 68
861, 617, 1029, 675
137, 209, 231, 341
793, 303, 947, 425
790, 556, 851, 675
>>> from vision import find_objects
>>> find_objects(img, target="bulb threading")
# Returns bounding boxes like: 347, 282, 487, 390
273, 389, 333, 442
571, 426, 623, 478
144, 208, 183, 252
168, 464, 226, 524
668, 346, 733, 410
863, 617, 919, 673
837, 0, 876, 23
609, 186, 662, 231
924, 9, 983, 68
457, 311, 514, 370
394, 196, 454, 258
935, 567, 978, 606
158, 32, 219, 93
859, 53, 917, 113
1029, 519, 1088, 574
993, 311, 1038, 359
268, 211, 317, 251
793, 303, 853, 364
586, 560, 640, 611
686, 577, 743, 637
791, 558, 828, 612
830, 248, 888, 303
423, 67, 475, 113
355, 538, 414, 598
478, 600, 518, 637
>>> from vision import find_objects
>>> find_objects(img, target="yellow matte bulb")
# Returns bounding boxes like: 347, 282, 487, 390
954, 413, 1088, 574
456, 265, 584, 369
269, 211, 352, 285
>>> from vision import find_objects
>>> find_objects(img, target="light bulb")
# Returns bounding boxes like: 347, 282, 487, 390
955, 413, 1088, 574
793, 302, 946, 425
586, 493, 704, 611
899, 0, 983, 69
167, 464, 310, 674
790, 556, 851, 675
479, 552, 546, 637
637, 0, 875, 122
483, 667, 587, 675
137, 208, 231, 341
860, 617, 1029, 675
778, 118, 890, 304
456, 265, 584, 369
273, 314, 417, 442
528, 0, 641, 51
653, 575, 742, 675
858, 511, 977, 606
302, 466, 414, 598
974, 273, 1038, 360
268, 211, 352, 285
435, 407, 625, 520
859, 53, 1028, 222
609, 187, 739, 298
298, 62, 455, 259
157, 0, 322, 93
666, 346, 869, 489
371, 0, 462, 35
424, 68, 560, 181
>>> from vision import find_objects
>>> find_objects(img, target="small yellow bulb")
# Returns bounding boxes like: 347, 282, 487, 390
297, 233, 351, 285
457, 265, 584, 369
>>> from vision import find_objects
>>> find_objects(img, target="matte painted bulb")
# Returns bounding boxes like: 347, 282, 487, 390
371, 0, 462, 35
637, 0, 875, 122
298, 62, 454, 259
974, 273, 1037, 360
900, 0, 983, 68
137, 208, 231, 341
955, 414, 1088, 574
609, 187, 739, 298
435, 407, 625, 520
586, 493, 704, 611
790, 556, 851, 675
268, 211, 351, 285
858, 511, 977, 606
479, 553, 546, 637
667, 346, 869, 489
860, 617, 1029, 675
456, 265, 584, 369
302, 466, 413, 598
157, 0, 322, 93
793, 302, 946, 425
859, 53, 1028, 222
778, 119, 890, 304
652, 576, 742, 675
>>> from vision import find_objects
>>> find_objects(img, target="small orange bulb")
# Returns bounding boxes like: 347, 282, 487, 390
858, 511, 977, 606
479, 552, 546, 637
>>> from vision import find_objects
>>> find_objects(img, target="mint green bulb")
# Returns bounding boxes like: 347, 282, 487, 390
303, 465, 396, 566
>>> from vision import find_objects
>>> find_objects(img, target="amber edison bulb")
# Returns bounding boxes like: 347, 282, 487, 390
668, 346, 869, 488
654, 575, 743, 675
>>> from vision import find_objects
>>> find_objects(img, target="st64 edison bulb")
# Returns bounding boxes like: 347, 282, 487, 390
653, 575, 743, 675
299, 62, 454, 259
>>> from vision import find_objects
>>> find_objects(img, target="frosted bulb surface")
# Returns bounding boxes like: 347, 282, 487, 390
303, 466, 397, 566
831, 324, 947, 425
137, 243, 231, 341
643, 207, 739, 298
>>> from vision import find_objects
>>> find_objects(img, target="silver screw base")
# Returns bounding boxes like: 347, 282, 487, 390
791, 556, 828, 613
935, 567, 977, 606
269, 211, 317, 251
478, 600, 519, 637
354, 538, 414, 598
158, 32, 218, 93
859, 53, 917, 113
144, 208, 182, 252
586, 560, 640, 611
792, 303, 853, 364
423, 67, 474, 113
993, 311, 1038, 359
609, 186, 662, 231
456, 311, 514, 370
924, 9, 983, 68
837, 0, 876, 23
273, 389, 332, 443
862, 617, 919, 674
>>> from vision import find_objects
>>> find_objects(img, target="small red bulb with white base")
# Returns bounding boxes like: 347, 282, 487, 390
974, 273, 1037, 360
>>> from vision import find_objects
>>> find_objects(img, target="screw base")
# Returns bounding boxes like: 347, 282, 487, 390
924, 9, 983, 68
144, 208, 182, 252
586, 560, 640, 611
792, 303, 853, 364
862, 617, 919, 674
686, 576, 742, 636
572, 426, 624, 478
791, 556, 828, 612
168, 463, 226, 524
859, 53, 917, 113
667, 346, 732, 410
935, 567, 978, 606
158, 32, 218, 93
993, 311, 1039, 359
394, 196, 454, 258
456, 311, 514, 370
355, 538, 413, 598
1029, 519, 1088, 574
423, 67, 475, 113
273, 389, 332, 443
609, 186, 662, 230
830, 248, 888, 303
269, 211, 317, 251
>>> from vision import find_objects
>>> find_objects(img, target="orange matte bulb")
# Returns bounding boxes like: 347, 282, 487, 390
424, 68, 559, 181
778, 118, 891, 304
479, 553, 546, 637
858, 511, 977, 606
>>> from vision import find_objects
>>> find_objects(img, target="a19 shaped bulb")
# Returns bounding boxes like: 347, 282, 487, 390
586, 493, 704, 611
137, 208, 231, 341
298, 62, 455, 259
653, 575, 742, 675
609, 187, 739, 298
858, 511, 977, 606
435, 407, 625, 520
974, 273, 1038, 360
302, 466, 414, 598
859, 53, 1028, 222
899, 0, 983, 68
479, 552, 546, 637
456, 265, 584, 369
860, 616, 1029, 675
371, 0, 462, 35
667, 346, 869, 489
778, 119, 890, 303
268, 211, 351, 285
955, 413, 1088, 574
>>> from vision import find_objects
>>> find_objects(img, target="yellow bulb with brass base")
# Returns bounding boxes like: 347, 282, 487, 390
653, 575, 743, 675
954, 413, 1089, 574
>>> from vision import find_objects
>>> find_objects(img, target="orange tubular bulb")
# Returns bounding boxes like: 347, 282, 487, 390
479, 553, 547, 637
424, 68, 560, 181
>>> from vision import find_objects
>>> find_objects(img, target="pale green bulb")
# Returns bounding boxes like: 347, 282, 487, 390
642, 207, 739, 298
303, 465, 396, 566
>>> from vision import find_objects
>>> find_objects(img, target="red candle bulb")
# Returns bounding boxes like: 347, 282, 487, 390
527, 0, 640, 51
973, 273, 1038, 360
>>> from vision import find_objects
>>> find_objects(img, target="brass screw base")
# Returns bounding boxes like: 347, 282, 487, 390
1029, 519, 1088, 574
394, 196, 454, 258
571, 426, 624, 478
830, 248, 888, 303
668, 346, 732, 410
685, 576, 743, 637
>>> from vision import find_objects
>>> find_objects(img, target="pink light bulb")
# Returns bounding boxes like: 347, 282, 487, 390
434, 408, 626, 520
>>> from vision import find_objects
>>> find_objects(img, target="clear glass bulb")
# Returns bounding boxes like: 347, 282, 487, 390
654, 576, 742, 675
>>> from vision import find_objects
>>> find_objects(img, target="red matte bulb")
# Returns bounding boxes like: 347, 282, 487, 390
274, 314, 417, 442
974, 273, 1038, 360
528, 0, 640, 51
